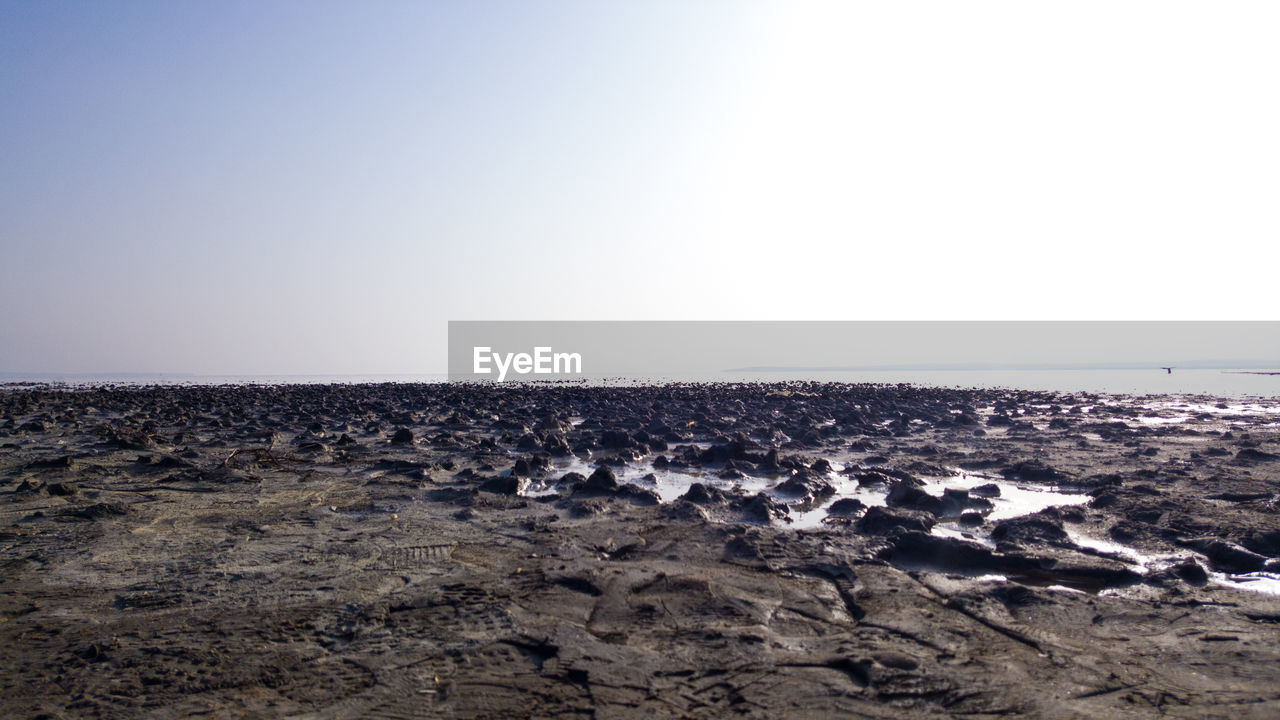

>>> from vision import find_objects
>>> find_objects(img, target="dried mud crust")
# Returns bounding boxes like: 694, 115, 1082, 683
1, 382, 1278, 719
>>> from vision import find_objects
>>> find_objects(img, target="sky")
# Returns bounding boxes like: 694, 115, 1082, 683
2, 1, 1278, 375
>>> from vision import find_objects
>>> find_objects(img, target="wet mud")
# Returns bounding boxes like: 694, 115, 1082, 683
2, 382, 1279, 718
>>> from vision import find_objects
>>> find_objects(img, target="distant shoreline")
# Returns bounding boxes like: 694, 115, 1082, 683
726, 365, 1280, 373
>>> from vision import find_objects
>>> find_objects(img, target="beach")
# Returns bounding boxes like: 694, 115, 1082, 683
3, 382, 1279, 718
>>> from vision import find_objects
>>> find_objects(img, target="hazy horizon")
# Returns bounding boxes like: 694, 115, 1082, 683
5, 362, 1278, 378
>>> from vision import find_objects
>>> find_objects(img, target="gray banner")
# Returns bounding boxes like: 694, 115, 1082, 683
447, 321, 1280, 382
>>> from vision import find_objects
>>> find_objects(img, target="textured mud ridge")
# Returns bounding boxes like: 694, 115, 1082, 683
2, 382, 1280, 718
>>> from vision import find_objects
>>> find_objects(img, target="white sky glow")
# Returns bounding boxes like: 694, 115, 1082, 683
1, 1, 1277, 373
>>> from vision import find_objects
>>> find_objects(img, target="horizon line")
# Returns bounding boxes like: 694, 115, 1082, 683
724, 361, 1280, 372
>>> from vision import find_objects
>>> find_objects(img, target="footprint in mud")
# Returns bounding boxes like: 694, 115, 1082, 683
373, 543, 457, 570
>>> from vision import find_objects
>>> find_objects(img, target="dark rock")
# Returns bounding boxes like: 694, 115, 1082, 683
152, 454, 193, 469
857, 506, 936, 535
600, 429, 637, 449
568, 500, 606, 518
544, 434, 572, 456
940, 488, 975, 516
1242, 530, 1280, 557
680, 483, 728, 505
110, 427, 157, 450
755, 448, 782, 473
1090, 489, 1120, 509
1236, 448, 1279, 462
1002, 460, 1068, 483
479, 475, 526, 495
1057, 506, 1085, 523
375, 459, 426, 476
853, 470, 894, 486
430, 487, 478, 505
556, 472, 586, 489
886, 483, 943, 515
550, 575, 603, 596
991, 515, 1070, 545
774, 472, 836, 506
1196, 540, 1267, 574
661, 501, 710, 523
619, 485, 661, 506
970, 483, 1001, 497
46, 482, 78, 497
60, 502, 128, 520
826, 498, 866, 518
1107, 521, 1143, 543
390, 428, 414, 444
535, 415, 573, 433
885, 533, 1141, 591
1172, 559, 1209, 585
577, 466, 619, 495
740, 493, 789, 524
26, 455, 74, 470
1206, 491, 1273, 502
881, 531, 1001, 569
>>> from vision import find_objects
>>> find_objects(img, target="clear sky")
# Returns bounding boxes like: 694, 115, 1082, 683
3, 1, 1278, 374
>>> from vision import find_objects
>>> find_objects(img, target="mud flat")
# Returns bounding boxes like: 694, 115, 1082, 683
2, 382, 1280, 718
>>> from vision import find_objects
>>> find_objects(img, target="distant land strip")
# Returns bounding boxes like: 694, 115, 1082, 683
726, 362, 1280, 373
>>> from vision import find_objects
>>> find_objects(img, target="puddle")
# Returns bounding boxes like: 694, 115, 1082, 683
524, 458, 1091, 533
1069, 531, 1280, 597
1213, 572, 1280, 596
1068, 532, 1187, 572
925, 472, 1091, 523
1069, 533, 1166, 568
1155, 401, 1279, 417
1135, 415, 1192, 426
535, 455, 772, 502
788, 476, 889, 529
930, 524, 996, 548
514, 455, 1280, 597
1133, 400, 1280, 427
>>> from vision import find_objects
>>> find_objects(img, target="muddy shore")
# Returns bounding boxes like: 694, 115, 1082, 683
2, 382, 1279, 719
